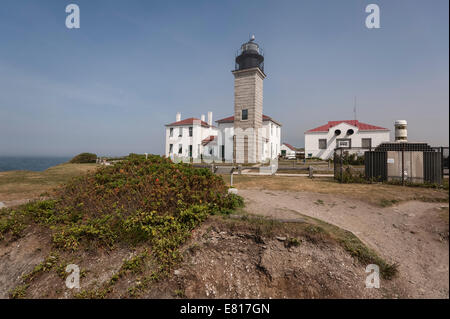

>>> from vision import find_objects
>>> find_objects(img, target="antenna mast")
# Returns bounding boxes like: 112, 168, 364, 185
353, 96, 357, 121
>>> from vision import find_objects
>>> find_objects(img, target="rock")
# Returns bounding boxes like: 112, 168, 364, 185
228, 188, 238, 195
0, 202, 6, 209
174, 270, 181, 276
276, 236, 286, 241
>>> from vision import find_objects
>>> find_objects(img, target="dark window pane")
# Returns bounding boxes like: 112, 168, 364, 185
319, 139, 327, 149
362, 138, 372, 148
242, 109, 248, 120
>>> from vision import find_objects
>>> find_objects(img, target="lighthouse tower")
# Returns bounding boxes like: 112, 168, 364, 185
232, 36, 266, 163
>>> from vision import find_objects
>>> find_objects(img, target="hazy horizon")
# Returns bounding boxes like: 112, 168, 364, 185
0, 0, 448, 157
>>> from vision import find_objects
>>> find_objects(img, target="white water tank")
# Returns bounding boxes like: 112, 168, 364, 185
394, 120, 407, 142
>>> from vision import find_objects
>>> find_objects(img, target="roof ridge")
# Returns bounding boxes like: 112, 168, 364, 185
306, 120, 389, 133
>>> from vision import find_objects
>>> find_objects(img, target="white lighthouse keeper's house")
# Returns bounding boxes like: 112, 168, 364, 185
304, 120, 390, 160
165, 112, 218, 161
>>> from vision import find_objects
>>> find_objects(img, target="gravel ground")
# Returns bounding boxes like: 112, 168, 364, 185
240, 189, 449, 299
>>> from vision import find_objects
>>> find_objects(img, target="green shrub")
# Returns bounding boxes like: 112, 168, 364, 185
69, 153, 97, 164
335, 167, 367, 183
0, 155, 244, 274
341, 152, 365, 165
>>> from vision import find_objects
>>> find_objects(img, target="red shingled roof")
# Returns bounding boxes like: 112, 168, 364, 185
202, 135, 216, 146
216, 114, 281, 126
282, 143, 297, 151
306, 120, 388, 133
165, 117, 211, 127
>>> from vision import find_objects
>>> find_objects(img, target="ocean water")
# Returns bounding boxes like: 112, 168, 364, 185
0, 156, 72, 172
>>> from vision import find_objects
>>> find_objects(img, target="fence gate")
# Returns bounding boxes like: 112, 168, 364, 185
423, 152, 442, 184
365, 151, 387, 181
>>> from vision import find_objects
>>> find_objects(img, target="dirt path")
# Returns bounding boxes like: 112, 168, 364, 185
239, 189, 449, 299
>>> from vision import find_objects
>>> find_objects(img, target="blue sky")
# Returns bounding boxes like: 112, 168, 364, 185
0, 0, 448, 156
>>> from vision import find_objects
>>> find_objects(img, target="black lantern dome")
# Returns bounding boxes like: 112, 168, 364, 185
235, 35, 264, 72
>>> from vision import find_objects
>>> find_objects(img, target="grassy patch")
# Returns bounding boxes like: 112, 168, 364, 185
314, 199, 324, 205
9, 284, 29, 299
174, 289, 186, 298
285, 237, 301, 248
336, 230, 398, 279
229, 175, 448, 206
0, 163, 99, 202
379, 199, 400, 207
9, 251, 60, 298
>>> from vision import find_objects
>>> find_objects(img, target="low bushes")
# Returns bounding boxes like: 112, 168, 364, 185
335, 166, 367, 183
69, 153, 97, 163
0, 155, 243, 269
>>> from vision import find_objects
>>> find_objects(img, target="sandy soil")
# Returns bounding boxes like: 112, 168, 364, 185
161, 219, 400, 299
239, 189, 449, 298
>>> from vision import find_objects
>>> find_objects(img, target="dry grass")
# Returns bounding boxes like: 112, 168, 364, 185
225, 175, 449, 206
0, 163, 99, 202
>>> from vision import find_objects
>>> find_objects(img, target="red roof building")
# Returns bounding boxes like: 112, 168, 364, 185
306, 120, 388, 133
201, 135, 216, 146
304, 120, 390, 160
165, 117, 212, 128
282, 143, 297, 151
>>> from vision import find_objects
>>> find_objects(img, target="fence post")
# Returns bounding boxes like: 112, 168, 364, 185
401, 147, 405, 185
308, 166, 313, 178
371, 147, 374, 183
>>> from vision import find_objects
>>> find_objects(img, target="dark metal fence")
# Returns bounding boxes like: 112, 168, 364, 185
423, 152, 442, 184
365, 152, 387, 181
334, 145, 447, 185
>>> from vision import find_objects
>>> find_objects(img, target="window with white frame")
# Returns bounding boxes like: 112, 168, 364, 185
178, 128, 182, 137
169, 128, 173, 137
169, 144, 173, 153
178, 144, 182, 154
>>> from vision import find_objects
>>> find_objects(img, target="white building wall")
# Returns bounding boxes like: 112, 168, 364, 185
280, 144, 296, 158
165, 123, 218, 161
304, 122, 390, 160
217, 123, 234, 161
215, 120, 280, 162
166, 118, 281, 163
264, 121, 281, 161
